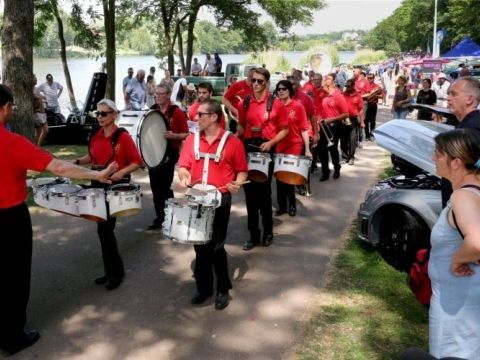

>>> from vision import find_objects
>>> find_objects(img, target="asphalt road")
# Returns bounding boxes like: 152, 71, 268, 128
15, 109, 390, 360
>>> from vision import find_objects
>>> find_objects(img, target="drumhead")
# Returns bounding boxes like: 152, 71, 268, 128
48, 184, 82, 196
116, 110, 146, 146
138, 110, 168, 168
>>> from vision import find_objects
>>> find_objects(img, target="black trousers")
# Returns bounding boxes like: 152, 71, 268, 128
365, 102, 378, 139
318, 122, 341, 175
97, 211, 124, 279
340, 117, 360, 160
193, 194, 233, 295
148, 150, 179, 227
276, 179, 295, 211
0, 203, 32, 344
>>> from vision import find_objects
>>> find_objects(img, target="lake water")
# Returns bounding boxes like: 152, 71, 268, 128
2, 51, 356, 113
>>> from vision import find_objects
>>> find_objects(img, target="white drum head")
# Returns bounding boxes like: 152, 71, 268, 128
138, 110, 168, 168
116, 110, 146, 146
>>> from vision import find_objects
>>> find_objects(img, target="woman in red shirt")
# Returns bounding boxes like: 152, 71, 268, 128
275, 80, 311, 217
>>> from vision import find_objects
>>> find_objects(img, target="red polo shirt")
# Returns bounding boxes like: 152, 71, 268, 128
276, 100, 309, 155
302, 81, 315, 97
312, 87, 328, 119
0, 123, 53, 208
188, 100, 226, 129
367, 82, 383, 104
178, 129, 248, 193
152, 102, 189, 149
89, 125, 142, 168
223, 79, 253, 111
321, 88, 349, 119
293, 90, 316, 137
237, 93, 289, 140
343, 91, 363, 117
355, 78, 370, 95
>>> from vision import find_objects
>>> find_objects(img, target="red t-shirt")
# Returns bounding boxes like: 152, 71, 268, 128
223, 79, 253, 111
312, 87, 328, 119
321, 88, 349, 119
89, 125, 143, 168
343, 91, 364, 117
355, 78, 370, 95
0, 123, 53, 208
237, 93, 289, 140
188, 100, 226, 129
302, 81, 315, 97
367, 82, 383, 104
276, 100, 309, 155
293, 90, 316, 137
178, 129, 248, 193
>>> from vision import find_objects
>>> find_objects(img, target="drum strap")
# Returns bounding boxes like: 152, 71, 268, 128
194, 130, 231, 187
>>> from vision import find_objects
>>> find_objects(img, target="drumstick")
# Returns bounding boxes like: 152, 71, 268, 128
214, 180, 250, 191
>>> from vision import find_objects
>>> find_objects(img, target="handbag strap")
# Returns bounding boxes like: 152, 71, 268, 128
451, 184, 480, 238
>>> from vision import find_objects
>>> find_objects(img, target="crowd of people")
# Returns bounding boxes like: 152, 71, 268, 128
3, 51, 480, 358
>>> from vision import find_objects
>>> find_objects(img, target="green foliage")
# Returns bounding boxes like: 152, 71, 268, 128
352, 49, 387, 65
120, 24, 157, 55
243, 51, 291, 72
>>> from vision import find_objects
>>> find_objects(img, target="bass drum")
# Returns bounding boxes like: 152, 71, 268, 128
116, 110, 146, 147
138, 110, 169, 168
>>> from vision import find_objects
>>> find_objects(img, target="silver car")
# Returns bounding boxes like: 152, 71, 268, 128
357, 119, 453, 272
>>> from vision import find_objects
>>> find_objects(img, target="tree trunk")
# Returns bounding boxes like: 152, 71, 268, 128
103, 0, 115, 101
51, 0, 77, 111
176, 21, 185, 72
185, 10, 198, 76
1, 0, 34, 139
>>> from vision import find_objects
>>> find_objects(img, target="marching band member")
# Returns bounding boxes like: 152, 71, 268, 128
75, 99, 142, 290
274, 80, 311, 217
364, 74, 384, 141
342, 79, 364, 166
0, 85, 116, 356
178, 99, 248, 310
236, 67, 289, 250
188, 82, 226, 130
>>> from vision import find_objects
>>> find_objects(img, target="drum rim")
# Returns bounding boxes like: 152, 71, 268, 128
48, 184, 82, 196
107, 183, 141, 196
274, 154, 312, 161
248, 152, 271, 158
77, 188, 106, 199
138, 109, 169, 168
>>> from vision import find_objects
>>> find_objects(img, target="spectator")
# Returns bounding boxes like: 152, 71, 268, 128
33, 74, 48, 146
214, 53, 222, 73
203, 53, 216, 75
416, 78, 437, 120
122, 67, 134, 94
124, 69, 146, 110
160, 70, 175, 88
38, 74, 63, 114
191, 58, 202, 76
146, 75, 156, 108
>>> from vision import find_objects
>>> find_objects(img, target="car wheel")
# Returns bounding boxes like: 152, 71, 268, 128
379, 208, 430, 272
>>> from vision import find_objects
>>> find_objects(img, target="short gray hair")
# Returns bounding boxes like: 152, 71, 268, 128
97, 98, 118, 113
457, 76, 480, 106
157, 83, 172, 94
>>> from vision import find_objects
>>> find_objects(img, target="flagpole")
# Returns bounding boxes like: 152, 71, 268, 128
433, 0, 438, 58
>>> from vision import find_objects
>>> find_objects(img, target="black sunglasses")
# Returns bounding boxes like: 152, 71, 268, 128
95, 110, 115, 118
277, 87, 288, 91
197, 112, 213, 117
251, 78, 265, 84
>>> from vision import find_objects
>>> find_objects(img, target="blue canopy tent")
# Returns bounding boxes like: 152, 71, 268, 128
442, 37, 480, 58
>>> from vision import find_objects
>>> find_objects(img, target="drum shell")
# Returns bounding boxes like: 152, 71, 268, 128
273, 154, 312, 185
162, 198, 214, 244
116, 110, 145, 148
31, 177, 70, 209
247, 152, 271, 183
45, 184, 83, 216
106, 183, 142, 217
76, 188, 107, 222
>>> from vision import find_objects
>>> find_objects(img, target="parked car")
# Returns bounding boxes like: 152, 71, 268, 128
357, 119, 453, 272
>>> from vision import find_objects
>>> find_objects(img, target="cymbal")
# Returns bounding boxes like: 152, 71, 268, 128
170, 183, 208, 196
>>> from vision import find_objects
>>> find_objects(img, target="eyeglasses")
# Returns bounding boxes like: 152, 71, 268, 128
197, 112, 213, 117
156, 92, 169, 96
251, 78, 265, 85
277, 87, 288, 92
95, 110, 115, 118
367, 77, 374, 80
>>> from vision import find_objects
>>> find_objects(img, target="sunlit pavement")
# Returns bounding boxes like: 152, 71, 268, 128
18, 109, 391, 360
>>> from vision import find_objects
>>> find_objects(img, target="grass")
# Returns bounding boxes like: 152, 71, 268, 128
294, 164, 429, 360
243, 51, 291, 72
351, 49, 388, 65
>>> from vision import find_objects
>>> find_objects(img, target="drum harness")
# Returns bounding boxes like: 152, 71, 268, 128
193, 130, 231, 215
243, 94, 275, 152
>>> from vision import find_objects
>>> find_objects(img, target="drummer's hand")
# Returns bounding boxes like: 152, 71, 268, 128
260, 141, 272, 152
165, 131, 175, 140
360, 123, 366, 128
97, 162, 118, 184
312, 133, 320, 145
226, 181, 241, 194
305, 149, 313, 158
110, 170, 125, 182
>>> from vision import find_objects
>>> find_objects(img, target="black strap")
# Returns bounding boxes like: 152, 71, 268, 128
88, 127, 128, 167
451, 184, 480, 238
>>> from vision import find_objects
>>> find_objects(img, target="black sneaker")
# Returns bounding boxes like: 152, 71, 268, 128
1, 330, 40, 357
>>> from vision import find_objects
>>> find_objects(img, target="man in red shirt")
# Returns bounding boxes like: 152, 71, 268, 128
178, 99, 248, 310
147, 84, 189, 230
364, 73, 383, 141
302, 70, 315, 97
342, 79, 364, 165
318, 73, 349, 181
236, 68, 289, 250
354, 68, 370, 96
188, 82, 225, 130
75, 99, 142, 290
0, 85, 116, 356
222, 67, 255, 120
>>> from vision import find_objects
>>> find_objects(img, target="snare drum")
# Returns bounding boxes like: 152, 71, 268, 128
274, 154, 312, 185
162, 198, 215, 245
247, 152, 271, 183
106, 183, 142, 217
46, 184, 83, 216
31, 177, 70, 209
76, 188, 107, 222
188, 184, 222, 208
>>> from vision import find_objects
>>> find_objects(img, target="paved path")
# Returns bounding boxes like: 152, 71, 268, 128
16, 110, 390, 360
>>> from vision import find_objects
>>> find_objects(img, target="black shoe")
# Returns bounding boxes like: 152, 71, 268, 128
191, 292, 213, 305
94, 275, 108, 285
333, 171, 340, 179
214, 292, 229, 310
288, 206, 296, 217
1, 330, 40, 357
242, 239, 257, 251
147, 223, 162, 231
105, 276, 123, 290
275, 209, 287, 216
262, 232, 273, 247
320, 173, 329, 182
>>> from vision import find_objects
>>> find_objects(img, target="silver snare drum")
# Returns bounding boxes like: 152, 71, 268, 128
247, 152, 271, 183
273, 154, 312, 185
106, 183, 142, 217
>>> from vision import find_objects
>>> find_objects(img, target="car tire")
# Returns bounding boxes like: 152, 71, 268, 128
378, 208, 430, 272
